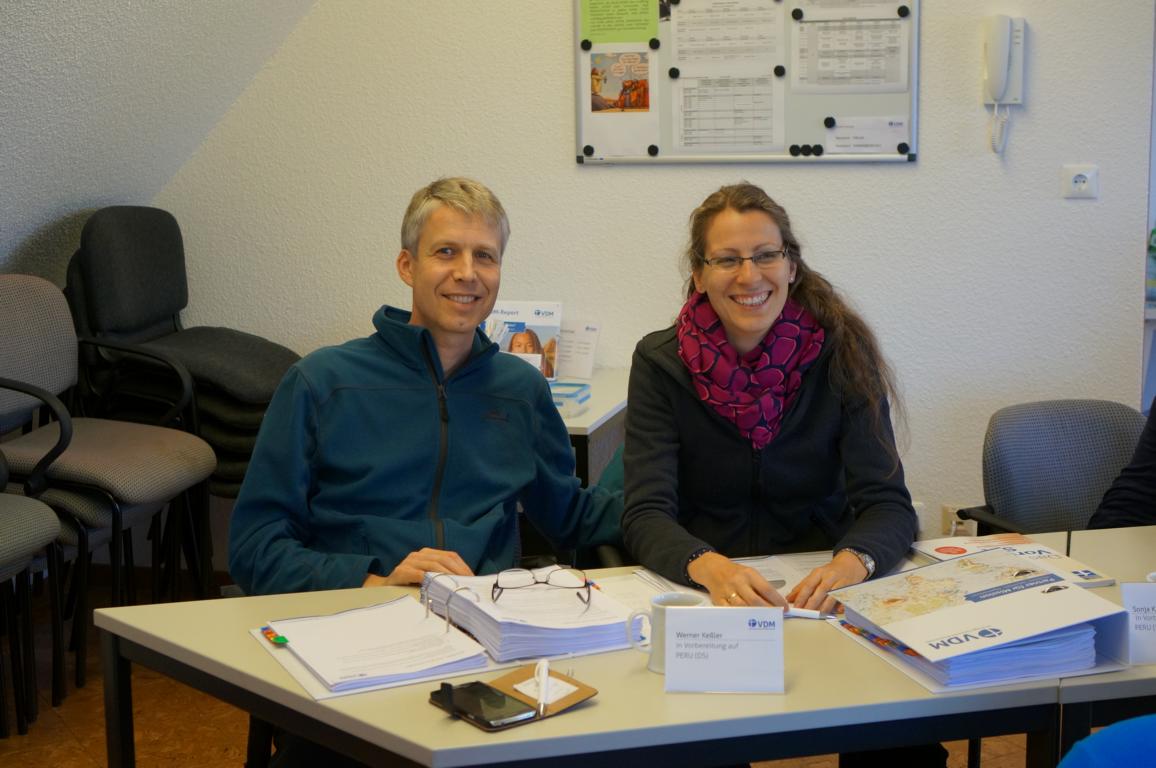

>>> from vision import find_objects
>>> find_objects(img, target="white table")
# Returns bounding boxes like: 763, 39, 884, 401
97, 567, 1066, 768
558, 368, 629, 486
1056, 526, 1156, 754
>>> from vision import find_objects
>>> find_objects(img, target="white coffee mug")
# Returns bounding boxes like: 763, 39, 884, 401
627, 591, 707, 674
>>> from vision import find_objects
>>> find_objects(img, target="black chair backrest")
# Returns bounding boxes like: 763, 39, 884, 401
67, 206, 188, 343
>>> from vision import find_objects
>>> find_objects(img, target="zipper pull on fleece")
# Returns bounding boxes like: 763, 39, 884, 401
437, 383, 449, 423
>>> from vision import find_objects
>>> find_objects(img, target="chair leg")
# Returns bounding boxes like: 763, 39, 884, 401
178, 494, 207, 599
48, 544, 65, 707
0, 581, 9, 739
122, 529, 137, 606
17, 570, 37, 724
110, 510, 124, 607
149, 513, 163, 603
73, 531, 91, 689
4, 580, 29, 735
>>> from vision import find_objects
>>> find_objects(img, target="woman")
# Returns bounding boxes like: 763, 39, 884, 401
623, 183, 918, 615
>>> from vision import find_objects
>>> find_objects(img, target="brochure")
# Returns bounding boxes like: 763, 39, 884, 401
912, 533, 1114, 588
484, 301, 562, 380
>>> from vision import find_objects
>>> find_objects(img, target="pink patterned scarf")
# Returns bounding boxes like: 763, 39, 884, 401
677, 291, 825, 449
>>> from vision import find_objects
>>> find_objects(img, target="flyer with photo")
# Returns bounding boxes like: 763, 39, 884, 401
483, 301, 562, 380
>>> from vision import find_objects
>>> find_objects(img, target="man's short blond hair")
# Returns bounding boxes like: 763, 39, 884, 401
401, 177, 510, 255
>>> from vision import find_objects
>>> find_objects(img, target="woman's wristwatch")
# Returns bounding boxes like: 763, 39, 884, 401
839, 548, 876, 578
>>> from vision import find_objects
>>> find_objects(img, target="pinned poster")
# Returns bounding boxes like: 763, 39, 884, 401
582, 47, 660, 159
580, 0, 658, 44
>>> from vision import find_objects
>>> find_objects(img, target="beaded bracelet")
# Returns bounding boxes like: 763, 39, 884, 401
684, 546, 716, 589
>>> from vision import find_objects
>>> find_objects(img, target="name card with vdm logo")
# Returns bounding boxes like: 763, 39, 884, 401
1122, 582, 1156, 665
663, 607, 785, 693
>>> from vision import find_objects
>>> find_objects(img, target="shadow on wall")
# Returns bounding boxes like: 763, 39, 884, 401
2, 209, 96, 286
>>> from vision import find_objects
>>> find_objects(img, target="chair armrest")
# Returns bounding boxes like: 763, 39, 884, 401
955, 504, 1026, 535
0, 376, 74, 497
593, 544, 631, 568
77, 336, 194, 426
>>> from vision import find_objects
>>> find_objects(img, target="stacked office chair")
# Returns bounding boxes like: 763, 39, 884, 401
0, 452, 61, 737
956, 399, 1145, 535
64, 205, 300, 498
0, 274, 216, 693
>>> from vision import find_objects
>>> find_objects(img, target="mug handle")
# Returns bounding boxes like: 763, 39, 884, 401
627, 610, 650, 652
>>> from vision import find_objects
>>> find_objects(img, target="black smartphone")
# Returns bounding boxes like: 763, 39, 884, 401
429, 681, 538, 731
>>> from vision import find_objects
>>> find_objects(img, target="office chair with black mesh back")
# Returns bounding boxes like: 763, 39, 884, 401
64, 205, 300, 498
0, 274, 216, 690
957, 399, 1146, 535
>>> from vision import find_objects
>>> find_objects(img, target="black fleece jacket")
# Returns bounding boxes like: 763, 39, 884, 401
622, 325, 917, 585
1089, 399, 1156, 529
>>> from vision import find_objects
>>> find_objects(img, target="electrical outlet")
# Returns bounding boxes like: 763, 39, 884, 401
1061, 164, 1099, 199
940, 504, 978, 536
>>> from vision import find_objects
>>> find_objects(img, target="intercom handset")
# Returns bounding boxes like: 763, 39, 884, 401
981, 15, 1025, 154
982, 15, 1012, 103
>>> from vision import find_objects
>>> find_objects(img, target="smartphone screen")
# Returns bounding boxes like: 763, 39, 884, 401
430, 682, 537, 729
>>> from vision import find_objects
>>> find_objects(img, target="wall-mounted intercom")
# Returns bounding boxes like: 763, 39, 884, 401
982, 15, 1025, 106
982, 15, 1025, 154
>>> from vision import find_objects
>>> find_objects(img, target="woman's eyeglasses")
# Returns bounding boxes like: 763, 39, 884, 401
702, 249, 788, 272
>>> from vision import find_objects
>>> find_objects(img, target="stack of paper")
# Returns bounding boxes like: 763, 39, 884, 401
267, 597, 487, 692
422, 567, 635, 662
912, 533, 1115, 587
831, 548, 1127, 690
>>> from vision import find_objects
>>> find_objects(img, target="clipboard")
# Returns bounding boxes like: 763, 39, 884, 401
488, 664, 598, 719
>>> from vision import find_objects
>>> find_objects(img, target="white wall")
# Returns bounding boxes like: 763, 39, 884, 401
155, 1, 1154, 523
0, 0, 313, 282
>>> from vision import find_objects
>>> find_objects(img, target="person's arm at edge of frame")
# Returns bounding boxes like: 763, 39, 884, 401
519, 374, 623, 555
1089, 398, 1156, 529
228, 366, 384, 595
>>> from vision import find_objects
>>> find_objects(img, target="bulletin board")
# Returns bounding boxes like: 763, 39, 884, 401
574, 0, 920, 164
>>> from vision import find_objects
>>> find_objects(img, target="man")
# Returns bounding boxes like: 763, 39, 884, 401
229, 177, 622, 596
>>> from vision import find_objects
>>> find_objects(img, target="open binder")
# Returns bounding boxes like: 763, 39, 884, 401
421, 566, 637, 662
830, 548, 1127, 691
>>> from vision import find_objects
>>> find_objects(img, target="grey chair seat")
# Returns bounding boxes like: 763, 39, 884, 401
0, 494, 60, 580
139, 327, 298, 405
1, 418, 215, 505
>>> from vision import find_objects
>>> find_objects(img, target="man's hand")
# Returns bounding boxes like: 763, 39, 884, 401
785, 549, 867, 614
687, 552, 787, 607
363, 547, 474, 587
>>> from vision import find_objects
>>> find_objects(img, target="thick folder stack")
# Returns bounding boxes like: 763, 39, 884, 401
422, 568, 634, 662
831, 548, 1127, 689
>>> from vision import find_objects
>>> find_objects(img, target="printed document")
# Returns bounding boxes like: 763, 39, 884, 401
267, 596, 486, 692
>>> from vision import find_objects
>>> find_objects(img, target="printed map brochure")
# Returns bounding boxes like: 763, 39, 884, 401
830, 549, 1127, 689
912, 533, 1114, 588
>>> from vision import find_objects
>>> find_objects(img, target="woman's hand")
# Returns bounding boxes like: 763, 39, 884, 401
364, 547, 475, 587
786, 550, 868, 613
687, 552, 787, 607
